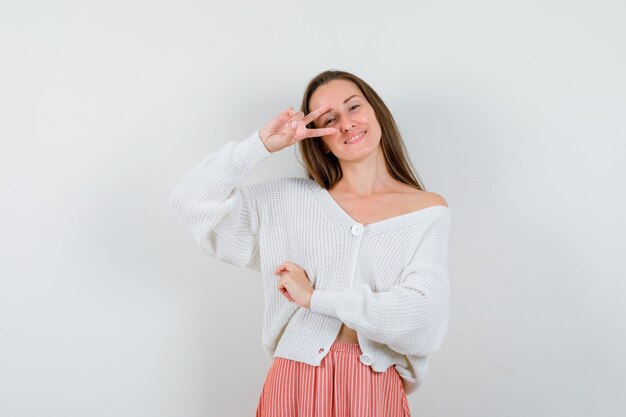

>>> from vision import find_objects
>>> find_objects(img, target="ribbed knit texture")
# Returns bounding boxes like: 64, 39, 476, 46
169, 130, 452, 395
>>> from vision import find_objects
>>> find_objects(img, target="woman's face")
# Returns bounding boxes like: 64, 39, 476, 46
309, 79, 382, 160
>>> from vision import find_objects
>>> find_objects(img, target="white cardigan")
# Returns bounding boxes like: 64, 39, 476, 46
169, 130, 452, 395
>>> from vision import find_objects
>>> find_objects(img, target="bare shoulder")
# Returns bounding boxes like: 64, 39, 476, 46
401, 186, 449, 210
421, 191, 449, 208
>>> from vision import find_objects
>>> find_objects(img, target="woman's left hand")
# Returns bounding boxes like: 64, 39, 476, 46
275, 261, 314, 308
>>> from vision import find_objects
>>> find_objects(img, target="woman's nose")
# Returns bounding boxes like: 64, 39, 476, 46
341, 117, 355, 132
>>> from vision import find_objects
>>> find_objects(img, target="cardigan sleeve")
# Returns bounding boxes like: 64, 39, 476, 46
309, 211, 452, 357
169, 130, 272, 271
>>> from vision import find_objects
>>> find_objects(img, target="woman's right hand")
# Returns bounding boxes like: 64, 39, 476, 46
259, 104, 337, 153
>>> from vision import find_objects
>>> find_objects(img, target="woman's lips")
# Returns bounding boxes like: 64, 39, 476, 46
344, 131, 366, 144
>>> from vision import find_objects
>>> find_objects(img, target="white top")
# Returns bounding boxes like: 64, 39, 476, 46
169, 129, 452, 395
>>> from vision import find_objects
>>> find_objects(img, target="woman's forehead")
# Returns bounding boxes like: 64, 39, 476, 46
310, 80, 361, 107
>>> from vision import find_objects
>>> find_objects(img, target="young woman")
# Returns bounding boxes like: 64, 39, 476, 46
170, 70, 452, 417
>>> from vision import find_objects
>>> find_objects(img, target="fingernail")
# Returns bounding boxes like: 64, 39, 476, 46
290, 120, 297, 129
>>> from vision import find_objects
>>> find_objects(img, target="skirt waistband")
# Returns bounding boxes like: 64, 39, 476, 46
329, 341, 362, 354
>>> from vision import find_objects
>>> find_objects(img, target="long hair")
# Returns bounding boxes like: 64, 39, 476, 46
297, 69, 426, 191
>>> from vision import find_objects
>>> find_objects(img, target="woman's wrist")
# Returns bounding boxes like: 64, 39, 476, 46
259, 128, 268, 142
258, 129, 272, 153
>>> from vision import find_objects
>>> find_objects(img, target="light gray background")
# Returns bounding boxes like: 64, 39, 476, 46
1, 1, 625, 416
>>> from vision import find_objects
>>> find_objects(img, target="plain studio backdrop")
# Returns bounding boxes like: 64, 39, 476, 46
1, 0, 625, 416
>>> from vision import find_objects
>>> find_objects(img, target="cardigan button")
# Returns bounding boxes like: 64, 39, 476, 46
319, 348, 325, 353
351, 223, 364, 236
360, 353, 373, 366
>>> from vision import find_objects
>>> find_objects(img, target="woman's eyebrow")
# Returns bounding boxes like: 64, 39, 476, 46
316, 94, 361, 122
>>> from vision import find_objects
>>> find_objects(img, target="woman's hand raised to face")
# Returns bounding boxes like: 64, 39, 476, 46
259, 104, 337, 153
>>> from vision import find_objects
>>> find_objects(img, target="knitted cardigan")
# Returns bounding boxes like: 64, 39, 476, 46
169, 129, 452, 395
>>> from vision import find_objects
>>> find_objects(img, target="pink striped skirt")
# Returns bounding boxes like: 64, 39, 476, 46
256, 341, 411, 417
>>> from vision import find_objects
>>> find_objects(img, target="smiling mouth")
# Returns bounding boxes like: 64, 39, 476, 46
344, 131, 366, 144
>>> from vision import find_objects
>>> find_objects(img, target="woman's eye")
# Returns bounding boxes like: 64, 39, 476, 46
350, 104, 360, 110
324, 118, 335, 126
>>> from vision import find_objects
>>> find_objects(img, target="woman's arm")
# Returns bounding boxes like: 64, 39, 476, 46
169, 103, 336, 272
309, 212, 452, 357
169, 130, 272, 271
